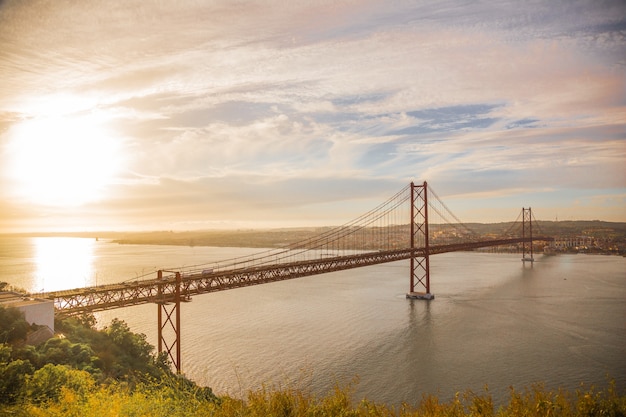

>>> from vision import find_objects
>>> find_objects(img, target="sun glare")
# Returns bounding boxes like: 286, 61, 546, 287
33, 237, 95, 292
6, 113, 123, 207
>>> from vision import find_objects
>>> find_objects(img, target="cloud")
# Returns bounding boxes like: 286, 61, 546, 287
0, 0, 624, 231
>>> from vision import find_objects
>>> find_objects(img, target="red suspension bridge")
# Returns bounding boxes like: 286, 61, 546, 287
41, 182, 552, 372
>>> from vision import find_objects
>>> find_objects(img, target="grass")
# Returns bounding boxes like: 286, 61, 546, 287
1, 377, 624, 417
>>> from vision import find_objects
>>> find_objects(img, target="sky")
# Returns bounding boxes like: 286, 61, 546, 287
0, 0, 625, 233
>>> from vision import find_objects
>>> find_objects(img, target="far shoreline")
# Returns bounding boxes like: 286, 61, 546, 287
2, 219, 625, 254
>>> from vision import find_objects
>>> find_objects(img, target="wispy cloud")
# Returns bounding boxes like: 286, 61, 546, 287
0, 0, 624, 231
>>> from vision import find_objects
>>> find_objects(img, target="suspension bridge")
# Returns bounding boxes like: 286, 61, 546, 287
41, 181, 552, 372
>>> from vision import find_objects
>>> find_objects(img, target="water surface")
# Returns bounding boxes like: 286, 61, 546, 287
2, 237, 624, 405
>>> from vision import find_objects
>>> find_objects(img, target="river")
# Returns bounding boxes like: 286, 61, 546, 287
1, 236, 624, 405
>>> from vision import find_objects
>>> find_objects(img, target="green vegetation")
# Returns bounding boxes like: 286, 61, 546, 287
0, 305, 32, 344
2, 305, 625, 416
0, 305, 216, 412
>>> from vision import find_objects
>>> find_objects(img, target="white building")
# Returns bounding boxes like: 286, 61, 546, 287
0, 291, 54, 333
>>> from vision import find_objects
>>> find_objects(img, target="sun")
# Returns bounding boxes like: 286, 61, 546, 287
5, 113, 123, 207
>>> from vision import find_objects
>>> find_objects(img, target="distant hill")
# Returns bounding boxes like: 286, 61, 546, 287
108, 220, 626, 248
5, 220, 625, 249
463, 220, 626, 240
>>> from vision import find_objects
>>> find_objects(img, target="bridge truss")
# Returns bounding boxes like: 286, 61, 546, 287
41, 181, 552, 372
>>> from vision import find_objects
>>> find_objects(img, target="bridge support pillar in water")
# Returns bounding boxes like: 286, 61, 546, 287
407, 181, 434, 300
522, 207, 534, 264
157, 270, 182, 373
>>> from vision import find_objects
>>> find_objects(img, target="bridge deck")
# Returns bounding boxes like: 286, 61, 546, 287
42, 237, 552, 315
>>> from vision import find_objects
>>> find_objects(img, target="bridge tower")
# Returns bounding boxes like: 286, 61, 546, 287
521, 207, 534, 263
157, 270, 182, 373
407, 181, 434, 300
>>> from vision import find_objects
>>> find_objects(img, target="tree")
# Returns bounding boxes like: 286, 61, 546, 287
105, 318, 152, 360
0, 344, 11, 363
0, 358, 34, 404
23, 363, 94, 403
103, 318, 156, 378
0, 305, 30, 344
36, 337, 98, 372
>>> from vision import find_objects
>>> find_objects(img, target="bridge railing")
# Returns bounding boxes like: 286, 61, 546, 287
43, 235, 553, 315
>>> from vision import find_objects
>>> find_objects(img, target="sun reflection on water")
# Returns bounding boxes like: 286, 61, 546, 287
33, 237, 95, 292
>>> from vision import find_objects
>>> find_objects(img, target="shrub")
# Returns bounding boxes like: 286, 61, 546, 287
23, 363, 95, 403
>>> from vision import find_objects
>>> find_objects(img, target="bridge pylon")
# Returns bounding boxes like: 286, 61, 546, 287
522, 207, 534, 263
407, 181, 434, 300
157, 270, 183, 373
